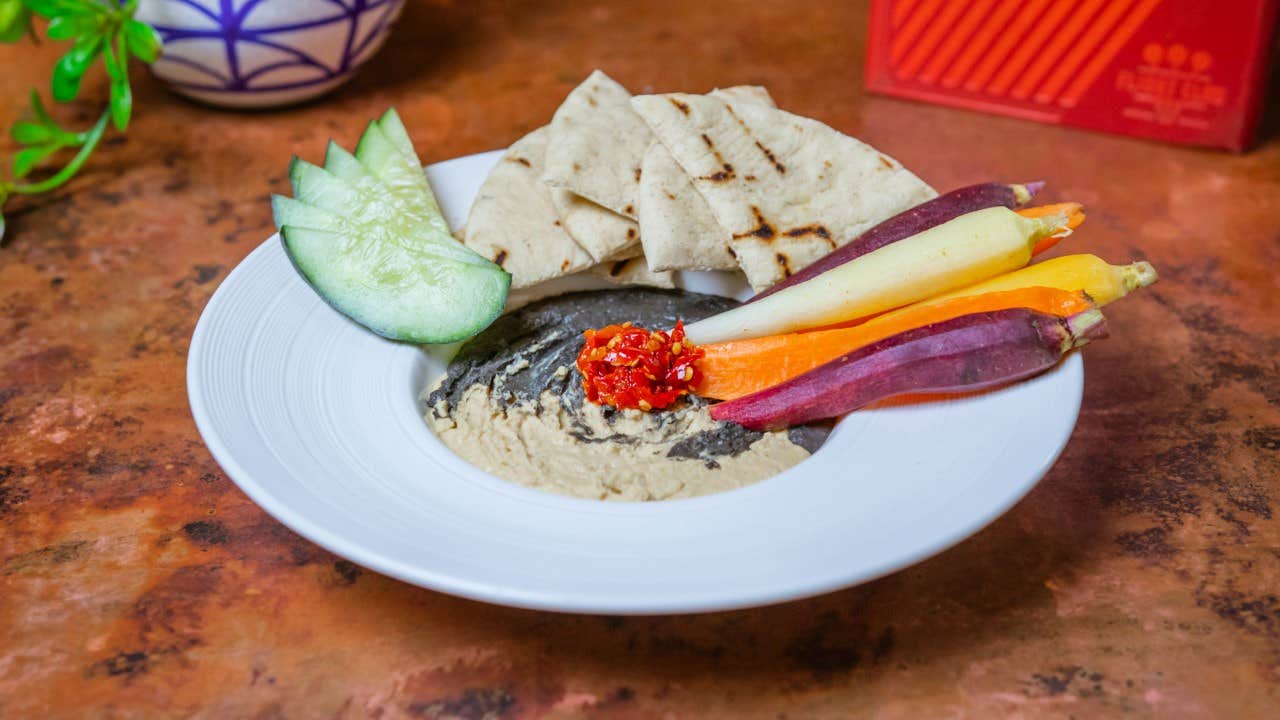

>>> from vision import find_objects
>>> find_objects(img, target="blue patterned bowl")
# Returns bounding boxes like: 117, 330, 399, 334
136, 0, 405, 109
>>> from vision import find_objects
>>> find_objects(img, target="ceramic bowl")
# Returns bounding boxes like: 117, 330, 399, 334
136, 0, 405, 109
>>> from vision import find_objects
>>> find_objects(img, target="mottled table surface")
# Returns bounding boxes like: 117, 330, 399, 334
2, 1, 1278, 718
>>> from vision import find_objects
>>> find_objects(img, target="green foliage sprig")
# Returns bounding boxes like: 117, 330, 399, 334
0, 0, 162, 239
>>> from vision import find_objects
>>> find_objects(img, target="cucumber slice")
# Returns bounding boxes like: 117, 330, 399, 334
323, 141, 372, 183
321, 141, 442, 234
289, 157, 370, 212
280, 167, 489, 269
272, 194, 345, 232
275, 112, 510, 343
271, 194, 490, 268
354, 121, 450, 236
280, 226, 510, 344
376, 109, 447, 218
376, 108, 418, 165
320, 142, 450, 239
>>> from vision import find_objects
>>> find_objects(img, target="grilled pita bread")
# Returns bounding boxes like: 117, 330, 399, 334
462, 126, 594, 289
588, 251, 675, 289
631, 93, 936, 290
549, 188, 640, 262
543, 70, 650, 219
707, 85, 774, 107
637, 86, 775, 272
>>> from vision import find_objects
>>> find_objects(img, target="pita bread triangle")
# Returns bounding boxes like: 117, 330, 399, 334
549, 187, 640, 262
462, 126, 594, 289
631, 93, 936, 290
589, 251, 675, 289
637, 86, 775, 272
543, 70, 650, 219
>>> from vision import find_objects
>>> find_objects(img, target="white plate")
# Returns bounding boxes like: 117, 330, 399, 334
188, 150, 1084, 614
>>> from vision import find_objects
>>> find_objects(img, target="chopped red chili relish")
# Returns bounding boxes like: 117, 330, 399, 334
576, 321, 704, 411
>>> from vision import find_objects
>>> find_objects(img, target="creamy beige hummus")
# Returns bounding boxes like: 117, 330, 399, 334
420, 288, 828, 502
427, 383, 811, 501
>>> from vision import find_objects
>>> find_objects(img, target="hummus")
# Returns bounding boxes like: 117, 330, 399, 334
423, 289, 828, 501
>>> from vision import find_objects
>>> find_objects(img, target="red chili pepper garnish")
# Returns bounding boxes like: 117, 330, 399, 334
576, 320, 705, 412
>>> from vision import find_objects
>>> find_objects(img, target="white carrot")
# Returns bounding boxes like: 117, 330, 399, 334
683, 206, 1069, 345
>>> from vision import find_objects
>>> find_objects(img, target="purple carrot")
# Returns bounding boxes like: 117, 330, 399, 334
710, 307, 1106, 431
748, 181, 1042, 302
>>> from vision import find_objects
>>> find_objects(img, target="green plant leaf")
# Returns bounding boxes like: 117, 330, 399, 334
122, 18, 160, 63
69, 0, 112, 15
10, 109, 110, 196
23, 0, 79, 19
29, 89, 55, 126
45, 14, 85, 40
0, 1, 30, 42
24, 89, 81, 144
109, 78, 131, 131
25, 0, 108, 19
102, 30, 122, 79
51, 34, 101, 102
11, 120, 53, 145
13, 143, 60, 178
52, 58, 84, 102
106, 38, 131, 130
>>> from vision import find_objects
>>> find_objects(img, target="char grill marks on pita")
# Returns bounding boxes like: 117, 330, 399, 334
636, 85, 776, 273
631, 93, 936, 290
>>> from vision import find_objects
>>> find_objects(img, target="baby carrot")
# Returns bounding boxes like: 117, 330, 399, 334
684, 207, 1070, 345
1017, 202, 1085, 255
711, 307, 1108, 431
695, 286, 1093, 400
928, 254, 1157, 307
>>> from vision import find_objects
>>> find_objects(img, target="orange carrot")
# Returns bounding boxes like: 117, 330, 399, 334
694, 286, 1094, 400
1019, 202, 1085, 255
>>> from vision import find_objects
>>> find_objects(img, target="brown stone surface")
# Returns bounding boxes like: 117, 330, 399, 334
1, 1, 1278, 717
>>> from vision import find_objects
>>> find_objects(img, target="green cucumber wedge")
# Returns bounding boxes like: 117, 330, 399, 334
289, 157, 370, 212
286, 157, 485, 267
353, 121, 450, 237
280, 226, 509, 344
274, 110, 510, 344
271, 194, 488, 268
376, 108, 419, 166
376, 109, 447, 219
323, 141, 373, 183
272, 194, 345, 231
320, 140, 457, 246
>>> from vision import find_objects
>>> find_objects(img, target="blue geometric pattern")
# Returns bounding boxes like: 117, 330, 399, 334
142, 0, 403, 94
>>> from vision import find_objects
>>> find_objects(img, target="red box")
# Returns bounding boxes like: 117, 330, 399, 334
866, 0, 1280, 151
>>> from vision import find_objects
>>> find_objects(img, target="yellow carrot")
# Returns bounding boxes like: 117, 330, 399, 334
929, 253, 1158, 307
684, 207, 1071, 345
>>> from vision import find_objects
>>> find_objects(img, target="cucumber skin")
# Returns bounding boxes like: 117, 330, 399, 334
280, 226, 510, 345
